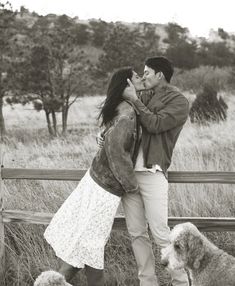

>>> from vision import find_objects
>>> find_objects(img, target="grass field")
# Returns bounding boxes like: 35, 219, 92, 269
1, 92, 235, 285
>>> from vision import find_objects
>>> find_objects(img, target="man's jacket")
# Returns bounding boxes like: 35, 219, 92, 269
90, 100, 141, 197
134, 84, 189, 175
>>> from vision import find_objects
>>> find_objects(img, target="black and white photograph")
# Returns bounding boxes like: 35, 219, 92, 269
0, 0, 235, 285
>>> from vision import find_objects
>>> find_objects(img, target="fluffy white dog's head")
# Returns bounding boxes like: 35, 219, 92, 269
34, 270, 72, 286
161, 222, 216, 271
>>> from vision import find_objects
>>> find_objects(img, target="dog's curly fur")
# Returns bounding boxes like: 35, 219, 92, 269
161, 222, 235, 286
34, 270, 72, 286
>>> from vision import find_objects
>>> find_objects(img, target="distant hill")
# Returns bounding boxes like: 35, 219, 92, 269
14, 7, 235, 65
3, 5, 234, 76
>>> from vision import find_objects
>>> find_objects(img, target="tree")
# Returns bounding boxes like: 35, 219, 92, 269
24, 45, 60, 136
164, 22, 198, 69
49, 15, 91, 134
140, 23, 161, 57
197, 40, 235, 67
218, 28, 229, 40
89, 19, 111, 47
72, 23, 89, 45
98, 24, 147, 75
19, 5, 28, 17
8, 15, 92, 136
0, 1, 16, 136
164, 22, 188, 44
166, 39, 198, 69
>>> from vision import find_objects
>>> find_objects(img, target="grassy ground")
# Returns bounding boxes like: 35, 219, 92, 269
1, 93, 235, 285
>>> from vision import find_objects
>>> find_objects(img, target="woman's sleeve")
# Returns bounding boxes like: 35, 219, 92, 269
104, 116, 139, 193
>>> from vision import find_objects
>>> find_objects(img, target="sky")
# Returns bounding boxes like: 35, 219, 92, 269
8, 0, 235, 38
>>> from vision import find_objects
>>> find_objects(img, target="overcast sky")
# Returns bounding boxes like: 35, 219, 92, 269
9, 0, 235, 37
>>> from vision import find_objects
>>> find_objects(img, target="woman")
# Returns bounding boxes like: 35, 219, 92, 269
41, 67, 144, 286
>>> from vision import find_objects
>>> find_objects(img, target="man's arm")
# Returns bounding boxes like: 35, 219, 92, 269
104, 116, 139, 193
123, 79, 189, 134
133, 96, 189, 134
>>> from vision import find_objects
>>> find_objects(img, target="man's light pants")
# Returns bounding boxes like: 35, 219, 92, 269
122, 171, 189, 286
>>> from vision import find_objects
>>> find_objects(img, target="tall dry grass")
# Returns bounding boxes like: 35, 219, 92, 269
1, 93, 235, 285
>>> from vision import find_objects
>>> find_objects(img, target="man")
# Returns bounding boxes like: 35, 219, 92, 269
122, 56, 189, 286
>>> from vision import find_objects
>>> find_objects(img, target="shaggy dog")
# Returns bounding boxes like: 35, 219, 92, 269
34, 270, 72, 286
161, 222, 235, 286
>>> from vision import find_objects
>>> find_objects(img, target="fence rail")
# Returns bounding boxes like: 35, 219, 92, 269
1, 167, 235, 231
2, 209, 235, 232
0, 167, 235, 280
2, 168, 235, 183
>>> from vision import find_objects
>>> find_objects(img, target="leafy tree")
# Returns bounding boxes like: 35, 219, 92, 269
164, 22, 198, 69
218, 28, 229, 40
19, 5, 28, 17
98, 24, 147, 75
166, 39, 198, 69
30, 15, 51, 42
164, 22, 188, 44
0, 1, 16, 136
140, 23, 161, 57
16, 45, 60, 136
89, 19, 111, 47
8, 15, 92, 136
49, 15, 91, 134
197, 40, 235, 67
72, 23, 89, 45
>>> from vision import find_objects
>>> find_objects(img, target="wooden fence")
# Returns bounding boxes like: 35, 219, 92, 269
0, 166, 235, 278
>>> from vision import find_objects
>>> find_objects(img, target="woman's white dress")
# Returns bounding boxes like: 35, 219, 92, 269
44, 170, 121, 269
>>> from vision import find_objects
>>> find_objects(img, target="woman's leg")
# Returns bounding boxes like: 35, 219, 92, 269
59, 260, 104, 286
85, 265, 104, 286
59, 260, 81, 282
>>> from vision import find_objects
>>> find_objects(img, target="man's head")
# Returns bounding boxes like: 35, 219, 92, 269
143, 56, 174, 89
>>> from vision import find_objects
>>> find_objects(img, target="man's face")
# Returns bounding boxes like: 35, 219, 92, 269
142, 65, 161, 89
131, 71, 145, 91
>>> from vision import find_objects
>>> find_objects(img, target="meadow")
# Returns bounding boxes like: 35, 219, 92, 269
1, 92, 235, 286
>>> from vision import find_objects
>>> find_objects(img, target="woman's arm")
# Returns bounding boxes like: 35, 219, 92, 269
104, 116, 139, 193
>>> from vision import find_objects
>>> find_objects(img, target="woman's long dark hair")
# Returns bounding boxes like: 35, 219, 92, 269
98, 67, 133, 127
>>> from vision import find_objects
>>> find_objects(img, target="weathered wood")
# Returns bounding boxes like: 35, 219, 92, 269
2, 210, 235, 232
2, 168, 235, 183
3, 210, 53, 225
1, 168, 86, 181
168, 171, 235, 184
0, 150, 5, 282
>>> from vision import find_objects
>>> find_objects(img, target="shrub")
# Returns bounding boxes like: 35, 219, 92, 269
189, 84, 228, 123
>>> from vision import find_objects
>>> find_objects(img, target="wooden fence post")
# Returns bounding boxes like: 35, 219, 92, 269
0, 149, 5, 284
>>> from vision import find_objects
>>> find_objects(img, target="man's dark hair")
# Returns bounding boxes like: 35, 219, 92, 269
145, 56, 174, 83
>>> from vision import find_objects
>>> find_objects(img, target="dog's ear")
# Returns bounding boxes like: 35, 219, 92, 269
187, 233, 204, 269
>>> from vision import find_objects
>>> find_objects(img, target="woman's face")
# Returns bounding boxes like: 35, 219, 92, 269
131, 71, 145, 91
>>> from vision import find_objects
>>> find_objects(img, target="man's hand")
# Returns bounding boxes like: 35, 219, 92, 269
122, 79, 139, 102
96, 131, 104, 148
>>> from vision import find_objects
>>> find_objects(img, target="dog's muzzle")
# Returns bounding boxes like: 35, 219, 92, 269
161, 257, 169, 267
161, 246, 170, 267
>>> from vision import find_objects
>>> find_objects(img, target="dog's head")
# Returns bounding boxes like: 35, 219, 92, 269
34, 270, 72, 286
161, 222, 206, 271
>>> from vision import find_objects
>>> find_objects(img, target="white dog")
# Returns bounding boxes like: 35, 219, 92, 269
161, 222, 235, 286
34, 270, 72, 286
